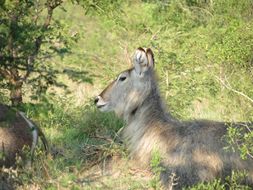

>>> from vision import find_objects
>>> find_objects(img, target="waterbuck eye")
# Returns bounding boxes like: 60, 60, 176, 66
119, 76, 127, 81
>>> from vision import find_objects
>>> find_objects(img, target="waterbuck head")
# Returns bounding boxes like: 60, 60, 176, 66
95, 47, 155, 119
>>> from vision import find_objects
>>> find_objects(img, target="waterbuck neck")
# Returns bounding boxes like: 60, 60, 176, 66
125, 85, 174, 126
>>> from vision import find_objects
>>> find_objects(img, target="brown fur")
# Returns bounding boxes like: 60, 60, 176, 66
0, 104, 48, 167
95, 48, 253, 189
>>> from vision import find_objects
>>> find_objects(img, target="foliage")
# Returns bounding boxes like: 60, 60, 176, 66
0, 0, 122, 105
185, 171, 251, 190
149, 149, 164, 189
184, 179, 226, 190
75, 0, 124, 15
0, 0, 72, 105
225, 123, 253, 160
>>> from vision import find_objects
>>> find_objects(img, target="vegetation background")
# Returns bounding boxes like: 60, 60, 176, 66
0, 0, 253, 189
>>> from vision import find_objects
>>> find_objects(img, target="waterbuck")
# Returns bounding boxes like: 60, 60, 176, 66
95, 47, 253, 189
0, 104, 48, 167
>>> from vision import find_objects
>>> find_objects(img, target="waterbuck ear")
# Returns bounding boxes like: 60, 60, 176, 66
133, 47, 154, 76
146, 48, 154, 68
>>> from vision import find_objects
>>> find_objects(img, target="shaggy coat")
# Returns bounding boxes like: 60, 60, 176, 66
95, 47, 253, 189
0, 104, 48, 167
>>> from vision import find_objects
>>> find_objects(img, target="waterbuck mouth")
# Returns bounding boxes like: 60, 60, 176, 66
97, 104, 106, 109
94, 96, 108, 110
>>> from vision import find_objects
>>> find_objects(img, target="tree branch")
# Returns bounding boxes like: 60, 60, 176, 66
215, 76, 253, 104
24, 0, 63, 81
0, 68, 12, 81
5, 2, 20, 83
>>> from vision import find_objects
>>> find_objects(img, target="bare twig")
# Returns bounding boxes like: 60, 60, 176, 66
119, 42, 131, 66
0, 69, 12, 81
247, 152, 253, 159
239, 123, 252, 133
150, 26, 164, 41
168, 172, 178, 190
190, 6, 213, 17
215, 76, 253, 104
93, 135, 114, 143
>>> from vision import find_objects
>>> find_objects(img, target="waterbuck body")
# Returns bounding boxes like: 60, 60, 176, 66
0, 104, 48, 167
95, 48, 253, 189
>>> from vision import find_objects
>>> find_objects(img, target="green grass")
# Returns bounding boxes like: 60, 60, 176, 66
1, 0, 253, 189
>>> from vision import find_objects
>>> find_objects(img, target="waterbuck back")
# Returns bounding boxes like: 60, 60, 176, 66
95, 47, 253, 189
0, 104, 48, 167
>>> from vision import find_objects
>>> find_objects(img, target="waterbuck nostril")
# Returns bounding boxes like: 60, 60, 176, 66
94, 97, 99, 104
